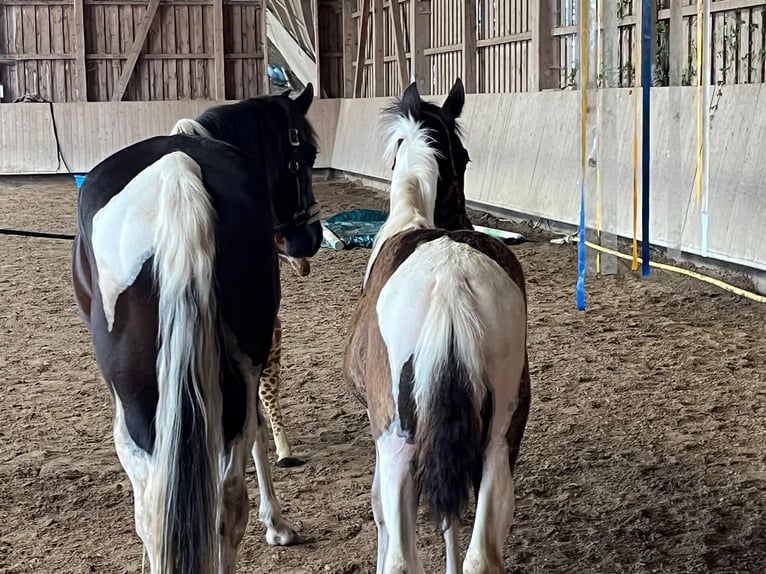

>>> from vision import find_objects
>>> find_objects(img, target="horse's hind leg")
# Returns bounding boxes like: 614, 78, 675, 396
111, 394, 155, 572
258, 317, 303, 468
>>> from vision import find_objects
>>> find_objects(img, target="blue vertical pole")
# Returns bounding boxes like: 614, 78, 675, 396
640, 0, 652, 276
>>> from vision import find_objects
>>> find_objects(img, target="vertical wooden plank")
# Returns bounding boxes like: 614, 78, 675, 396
668, 0, 683, 85
213, 0, 226, 99
753, 7, 764, 83
148, 5, 163, 100
5, 6, 21, 100
107, 3, 120, 100
113, 0, 160, 102
373, 0, 384, 95
530, 0, 558, 90
177, 5, 191, 99
342, 0, 356, 97
390, 0, 409, 90
242, 4, 255, 98
37, 5, 53, 101
261, 0, 270, 95
738, 9, 749, 83
191, 4, 206, 98
119, 5, 134, 99
410, 0, 430, 92
22, 5, 37, 98
354, 0, 372, 96
230, 3, 243, 99
463, 0, 477, 92
49, 5, 66, 101
161, 5, 177, 100
92, 3, 107, 99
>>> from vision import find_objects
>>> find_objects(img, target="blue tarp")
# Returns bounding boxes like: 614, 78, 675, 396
322, 209, 387, 249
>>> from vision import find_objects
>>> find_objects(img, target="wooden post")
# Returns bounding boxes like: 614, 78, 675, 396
463, 0, 477, 93
389, 0, 409, 91
111, 0, 161, 101
668, 0, 683, 85
410, 0, 430, 94
262, 0, 270, 94
373, 0, 384, 95
72, 0, 88, 101
342, 0, 355, 97
301, 0, 316, 48
313, 0, 322, 97
529, 0, 558, 91
353, 0, 371, 97
213, 0, 226, 99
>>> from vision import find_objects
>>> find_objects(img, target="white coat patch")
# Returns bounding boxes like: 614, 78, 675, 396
91, 152, 201, 331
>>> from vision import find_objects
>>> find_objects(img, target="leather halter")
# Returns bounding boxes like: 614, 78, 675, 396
272, 126, 321, 234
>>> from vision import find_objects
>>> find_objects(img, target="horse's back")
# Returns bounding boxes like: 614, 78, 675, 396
74, 134, 280, 450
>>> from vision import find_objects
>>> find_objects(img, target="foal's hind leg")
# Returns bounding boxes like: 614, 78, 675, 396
464, 356, 528, 574
259, 317, 303, 468
375, 431, 424, 574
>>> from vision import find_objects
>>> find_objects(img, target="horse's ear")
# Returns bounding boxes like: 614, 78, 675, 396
401, 81, 421, 116
294, 83, 314, 115
442, 78, 465, 120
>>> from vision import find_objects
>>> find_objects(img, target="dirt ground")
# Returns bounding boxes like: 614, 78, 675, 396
1, 175, 765, 574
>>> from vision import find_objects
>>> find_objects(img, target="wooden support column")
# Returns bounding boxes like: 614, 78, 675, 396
462, 0, 476, 92
410, 0, 430, 94
353, 0, 371, 97
373, 0, 384, 95
389, 0, 409, 92
111, 0, 161, 101
529, 0, 558, 91
213, 0, 226, 99
72, 0, 88, 100
313, 0, 323, 97
342, 0, 355, 97
262, 0, 270, 94
668, 0, 683, 85
635, 0, 657, 87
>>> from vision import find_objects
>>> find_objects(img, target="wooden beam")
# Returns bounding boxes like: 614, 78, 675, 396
529, 0, 558, 91
313, 0, 323, 97
409, 0, 429, 94
111, 0, 161, 101
373, 0, 384, 95
462, 0, 476, 92
262, 0, 270, 94
300, 0, 316, 49
389, 0, 408, 92
668, 0, 683, 85
213, 0, 226, 99
342, 0, 355, 97
72, 0, 88, 101
353, 0, 371, 97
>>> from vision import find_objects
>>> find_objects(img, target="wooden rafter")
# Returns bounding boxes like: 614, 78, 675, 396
111, 0, 160, 101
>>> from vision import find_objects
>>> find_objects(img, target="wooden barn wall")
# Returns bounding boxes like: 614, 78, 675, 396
331, 87, 766, 274
0, 0, 267, 103
0, 97, 339, 173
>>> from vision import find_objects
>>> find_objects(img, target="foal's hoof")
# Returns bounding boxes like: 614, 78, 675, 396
277, 456, 306, 468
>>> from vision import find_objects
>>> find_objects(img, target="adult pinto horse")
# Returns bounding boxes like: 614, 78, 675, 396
72, 85, 321, 574
344, 79, 531, 574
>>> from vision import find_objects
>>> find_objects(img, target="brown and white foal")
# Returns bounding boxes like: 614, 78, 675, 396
344, 79, 531, 574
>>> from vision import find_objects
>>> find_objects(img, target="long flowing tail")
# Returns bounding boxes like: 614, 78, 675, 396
148, 151, 222, 574
412, 270, 486, 525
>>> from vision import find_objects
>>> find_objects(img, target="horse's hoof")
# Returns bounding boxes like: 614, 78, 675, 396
277, 456, 305, 468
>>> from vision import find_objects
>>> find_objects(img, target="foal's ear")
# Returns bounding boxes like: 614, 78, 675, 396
401, 81, 421, 116
294, 83, 314, 115
442, 78, 465, 120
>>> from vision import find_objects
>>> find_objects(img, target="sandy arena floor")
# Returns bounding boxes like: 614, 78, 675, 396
0, 175, 764, 574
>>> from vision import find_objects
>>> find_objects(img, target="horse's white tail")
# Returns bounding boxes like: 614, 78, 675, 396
149, 151, 222, 574
170, 118, 213, 138
412, 254, 487, 525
